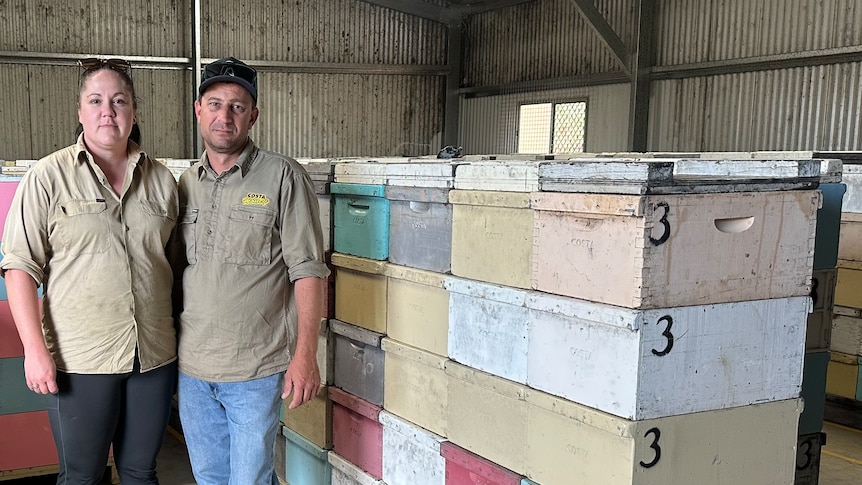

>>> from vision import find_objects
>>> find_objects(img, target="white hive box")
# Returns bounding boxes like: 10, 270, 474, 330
538, 157, 835, 194
446, 276, 809, 420
380, 411, 446, 485
385, 161, 459, 188
454, 160, 540, 192
532, 189, 819, 308
446, 277, 530, 383
526, 393, 802, 485
841, 163, 862, 213
333, 157, 413, 185
329, 451, 385, 485
297, 157, 336, 194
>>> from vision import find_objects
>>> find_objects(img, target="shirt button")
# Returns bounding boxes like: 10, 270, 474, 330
207, 229, 213, 235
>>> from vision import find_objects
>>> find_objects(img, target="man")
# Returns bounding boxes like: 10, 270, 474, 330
175, 57, 330, 485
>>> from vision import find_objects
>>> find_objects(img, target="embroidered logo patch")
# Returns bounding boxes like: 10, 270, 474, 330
242, 192, 270, 206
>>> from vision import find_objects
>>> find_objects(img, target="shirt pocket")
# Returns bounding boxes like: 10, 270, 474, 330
226, 206, 277, 266
57, 199, 111, 254
179, 208, 199, 264
139, 200, 177, 247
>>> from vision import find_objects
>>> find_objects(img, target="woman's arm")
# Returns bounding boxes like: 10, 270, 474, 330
6, 269, 56, 394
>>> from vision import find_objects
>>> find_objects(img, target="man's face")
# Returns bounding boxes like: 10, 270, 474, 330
194, 82, 258, 154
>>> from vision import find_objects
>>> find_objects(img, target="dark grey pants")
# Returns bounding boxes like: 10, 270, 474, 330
45, 359, 177, 485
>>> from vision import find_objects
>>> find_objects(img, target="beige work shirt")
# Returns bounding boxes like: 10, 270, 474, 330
176, 140, 330, 382
0, 136, 178, 373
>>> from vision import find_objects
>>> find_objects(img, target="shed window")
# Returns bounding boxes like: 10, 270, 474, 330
517, 101, 586, 154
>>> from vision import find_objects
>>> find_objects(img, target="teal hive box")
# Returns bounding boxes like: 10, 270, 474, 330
0, 357, 47, 415
282, 425, 332, 485
813, 183, 846, 270
799, 351, 830, 435
331, 183, 389, 261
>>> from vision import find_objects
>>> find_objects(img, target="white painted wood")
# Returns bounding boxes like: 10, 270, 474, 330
445, 277, 530, 384
329, 452, 386, 485
539, 158, 826, 194
379, 411, 446, 485
842, 164, 862, 213
334, 158, 412, 184
446, 273, 809, 420
384, 162, 459, 188
528, 293, 809, 420
526, 394, 802, 485
454, 161, 540, 192
318, 194, 331, 251
831, 312, 862, 356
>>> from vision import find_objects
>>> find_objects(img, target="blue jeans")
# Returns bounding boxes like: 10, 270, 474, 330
178, 372, 282, 485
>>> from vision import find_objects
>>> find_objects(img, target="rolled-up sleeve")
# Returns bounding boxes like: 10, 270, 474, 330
281, 166, 331, 283
1, 169, 50, 284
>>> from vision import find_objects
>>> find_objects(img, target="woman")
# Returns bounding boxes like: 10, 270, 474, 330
0, 58, 178, 484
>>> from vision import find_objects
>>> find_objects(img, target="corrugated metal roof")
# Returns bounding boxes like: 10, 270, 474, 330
462, 0, 633, 86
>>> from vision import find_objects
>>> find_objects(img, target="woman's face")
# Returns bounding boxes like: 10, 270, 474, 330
78, 68, 135, 152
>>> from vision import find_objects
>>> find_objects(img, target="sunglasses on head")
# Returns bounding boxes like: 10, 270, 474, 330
202, 59, 258, 90
78, 58, 133, 80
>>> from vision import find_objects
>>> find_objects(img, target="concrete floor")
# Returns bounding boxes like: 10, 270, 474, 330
820, 421, 862, 484
6, 422, 860, 484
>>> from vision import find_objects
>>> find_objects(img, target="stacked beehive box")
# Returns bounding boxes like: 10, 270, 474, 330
444, 157, 824, 485
305, 154, 834, 485
321, 157, 461, 485
827, 160, 862, 431
0, 169, 59, 481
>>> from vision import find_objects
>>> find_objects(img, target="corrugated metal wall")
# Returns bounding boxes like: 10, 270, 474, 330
656, 0, 862, 64
650, 62, 862, 151
2, 0, 862, 159
460, 83, 630, 154
648, 0, 862, 151
0, 0, 446, 160
201, 0, 446, 64
254, 73, 443, 157
461, 0, 862, 153
1, 0, 188, 56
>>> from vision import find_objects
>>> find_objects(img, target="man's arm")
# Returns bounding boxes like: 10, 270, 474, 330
282, 276, 324, 409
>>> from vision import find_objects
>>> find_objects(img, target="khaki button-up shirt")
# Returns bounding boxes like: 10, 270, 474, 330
177, 140, 330, 382
0, 137, 178, 373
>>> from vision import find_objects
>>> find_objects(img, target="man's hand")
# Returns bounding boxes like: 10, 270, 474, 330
282, 353, 321, 409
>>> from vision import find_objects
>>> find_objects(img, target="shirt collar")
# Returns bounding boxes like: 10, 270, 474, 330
73, 133, 146, 167
197, 138, 260, 180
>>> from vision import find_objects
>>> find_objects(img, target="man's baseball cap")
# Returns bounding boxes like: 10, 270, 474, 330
199, 57, 258, 102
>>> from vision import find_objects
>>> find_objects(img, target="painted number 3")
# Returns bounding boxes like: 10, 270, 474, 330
649, 202, 671, 246
639, 427, 662, 468
651, 315, 674, 357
